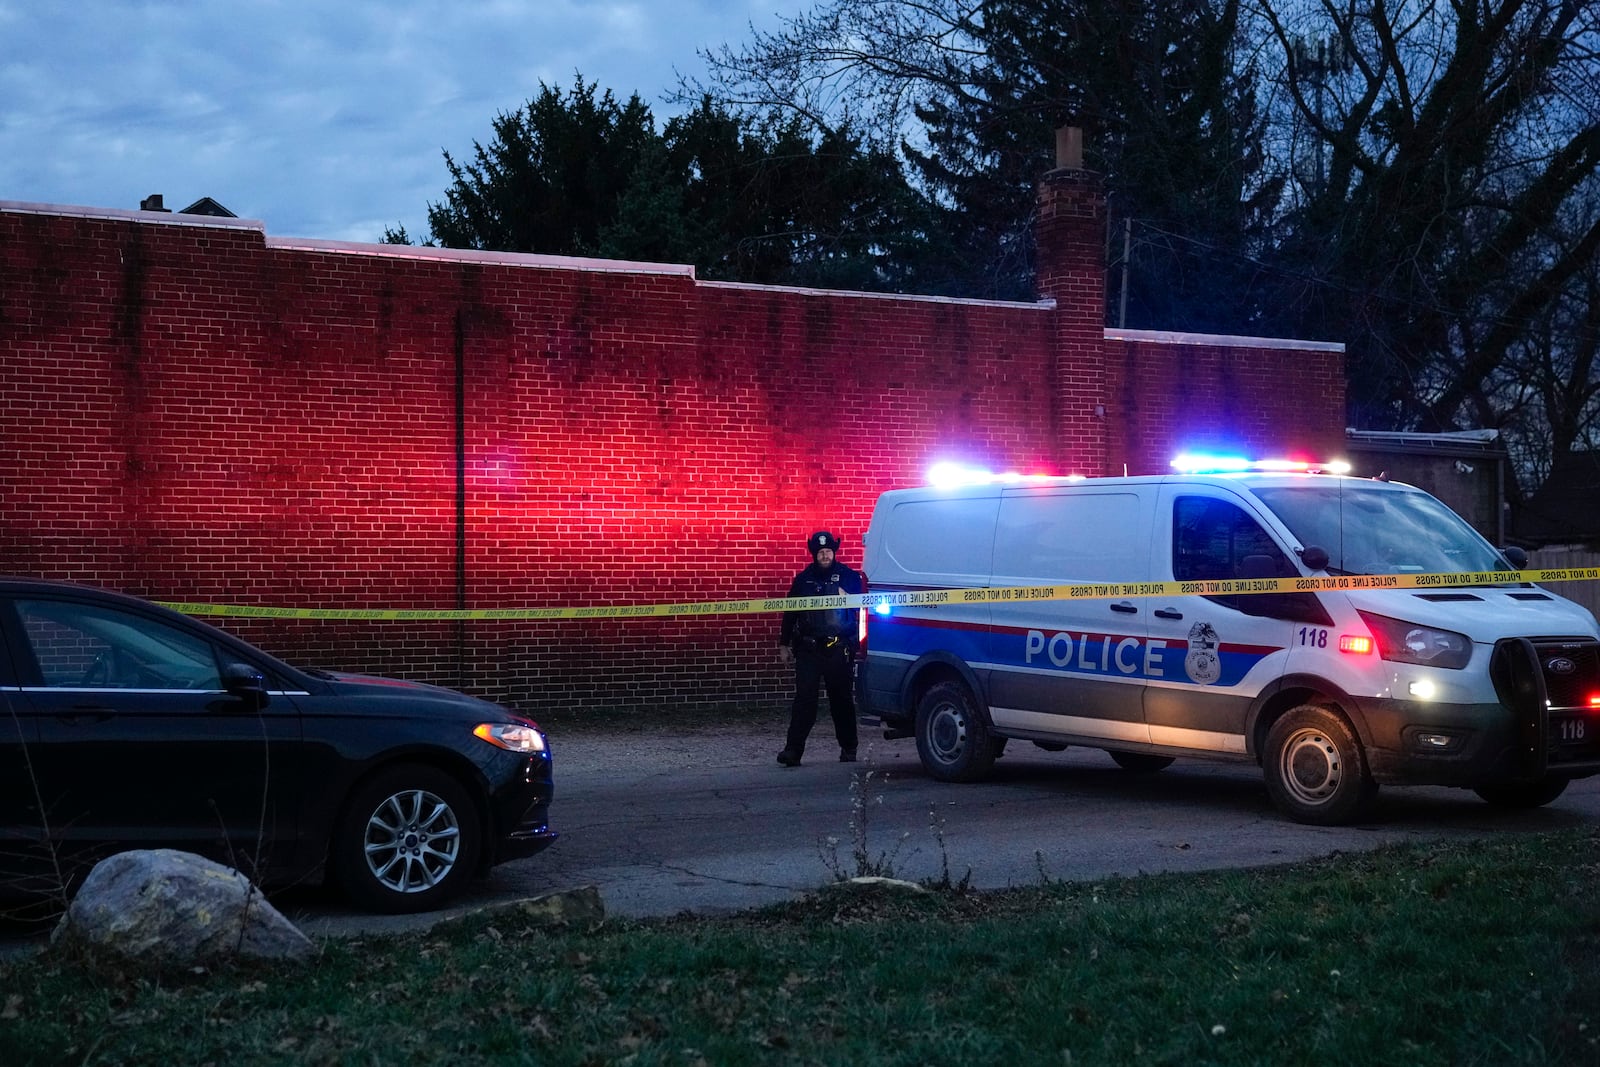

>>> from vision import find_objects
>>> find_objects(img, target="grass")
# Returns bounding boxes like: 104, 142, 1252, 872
3, 829, 1599, 1065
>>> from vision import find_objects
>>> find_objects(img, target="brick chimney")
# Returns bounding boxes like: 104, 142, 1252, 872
1034, 127, 1109, 475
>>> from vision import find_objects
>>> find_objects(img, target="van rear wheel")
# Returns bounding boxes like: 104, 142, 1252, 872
915, 680, 997, 783
1264, 704, 1376, 825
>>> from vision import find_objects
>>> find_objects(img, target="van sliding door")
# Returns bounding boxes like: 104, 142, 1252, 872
986, 486, 1157, 745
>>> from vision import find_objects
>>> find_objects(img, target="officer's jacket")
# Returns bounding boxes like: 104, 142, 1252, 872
779, 562, 864, 646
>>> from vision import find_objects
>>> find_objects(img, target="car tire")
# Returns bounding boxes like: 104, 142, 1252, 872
1264, 704, 1376, 826
332, 764, 482, 914
915, 680, 997, 783
1110, 751, 1175, 773
1474, 777, 1569, 809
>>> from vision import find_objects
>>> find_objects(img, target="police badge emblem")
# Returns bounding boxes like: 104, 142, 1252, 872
1185, 621, 1222, 684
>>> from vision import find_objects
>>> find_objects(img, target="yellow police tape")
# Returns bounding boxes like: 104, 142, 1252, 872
157, 566, 1600, 621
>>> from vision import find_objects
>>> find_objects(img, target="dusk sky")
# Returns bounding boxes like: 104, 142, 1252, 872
0, 1, 802, 243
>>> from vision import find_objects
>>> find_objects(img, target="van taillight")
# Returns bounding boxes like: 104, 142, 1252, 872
1339, 635, 1374, 654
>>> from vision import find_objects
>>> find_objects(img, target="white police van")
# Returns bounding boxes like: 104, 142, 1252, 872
859, 458, 1600, 824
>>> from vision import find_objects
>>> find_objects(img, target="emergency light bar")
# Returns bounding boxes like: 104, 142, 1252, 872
1170, 452, 1352, 476
926, 462, 1068, 489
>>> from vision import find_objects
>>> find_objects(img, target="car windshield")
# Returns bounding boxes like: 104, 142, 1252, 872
1251, 484, 1512, 578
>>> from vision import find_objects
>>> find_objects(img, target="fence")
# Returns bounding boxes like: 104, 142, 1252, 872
1529, 547, 1600, 619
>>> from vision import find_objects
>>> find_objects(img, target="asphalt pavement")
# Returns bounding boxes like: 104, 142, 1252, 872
280, 715, 1600, 939
6, 715, 1595, 956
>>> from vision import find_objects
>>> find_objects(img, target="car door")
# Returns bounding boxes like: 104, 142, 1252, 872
985, 484, 1158, 745
1143, 486, 1313, 755
2, 593, 303, 880
0, 627, 51, 894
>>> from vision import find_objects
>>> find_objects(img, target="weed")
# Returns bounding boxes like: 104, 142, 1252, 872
925, 803, 972, 892
818, 764, 910, 880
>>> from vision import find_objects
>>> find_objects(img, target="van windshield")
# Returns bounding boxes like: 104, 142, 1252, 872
1251, 484, 1512, 577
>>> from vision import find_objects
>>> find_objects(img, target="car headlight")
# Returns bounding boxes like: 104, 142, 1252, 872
1356, 611, 1472, 669
474, 722, 548, 753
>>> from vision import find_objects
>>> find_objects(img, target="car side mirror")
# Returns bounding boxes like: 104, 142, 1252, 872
222, 662, 269, 709
1500, 545, 1528, 569
1297, 545, 1330, 571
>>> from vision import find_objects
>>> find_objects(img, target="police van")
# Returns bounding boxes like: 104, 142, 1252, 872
859, 458, 1600, 824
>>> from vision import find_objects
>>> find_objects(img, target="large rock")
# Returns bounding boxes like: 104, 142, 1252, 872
442, 885, 607, 931
505, 885, 606, 925
51, 849, 314, 965
820, 876, 930, 896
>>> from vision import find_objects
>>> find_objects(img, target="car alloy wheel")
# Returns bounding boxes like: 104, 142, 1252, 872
363, 786, 463, 894
334, 764, 482, 913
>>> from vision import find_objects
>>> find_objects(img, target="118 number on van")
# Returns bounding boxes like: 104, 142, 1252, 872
1296, 627, 1329, 648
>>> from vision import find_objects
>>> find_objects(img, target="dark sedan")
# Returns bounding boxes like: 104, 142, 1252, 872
0, 578, 555, 914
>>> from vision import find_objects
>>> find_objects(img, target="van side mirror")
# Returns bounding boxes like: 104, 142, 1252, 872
1298, 545, 1330, 571
1500, 545, 1528, 569
222, 662, 269, 709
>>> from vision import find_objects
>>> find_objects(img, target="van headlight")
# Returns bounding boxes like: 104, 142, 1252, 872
1357, 611, 1472, 669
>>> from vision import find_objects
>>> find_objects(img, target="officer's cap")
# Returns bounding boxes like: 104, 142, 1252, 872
807, 530, 840, 557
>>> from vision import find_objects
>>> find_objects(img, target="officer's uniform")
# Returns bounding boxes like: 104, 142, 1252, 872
777, 531, 864, 766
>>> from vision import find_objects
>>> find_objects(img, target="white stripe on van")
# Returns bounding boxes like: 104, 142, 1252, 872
1147, 724, 1248, 754
990, 706, 1148, 743
991, 705, 1248, 754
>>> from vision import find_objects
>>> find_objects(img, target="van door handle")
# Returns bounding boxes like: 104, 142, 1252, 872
1154, 608, 1184, 620
1110, 602, 1138, 614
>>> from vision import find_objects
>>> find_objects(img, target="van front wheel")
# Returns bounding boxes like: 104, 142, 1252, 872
1264, 704, 1375, 825
915, 681, 997, 783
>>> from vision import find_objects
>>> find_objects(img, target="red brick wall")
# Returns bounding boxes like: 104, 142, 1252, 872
1104, 331, 1349, 477
1, 192, 1345, 718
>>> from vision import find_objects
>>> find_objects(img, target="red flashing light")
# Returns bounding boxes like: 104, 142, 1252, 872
1339, 635, 1374, 655
1588, 694, 1600, 707
1171, 452, 1352, 475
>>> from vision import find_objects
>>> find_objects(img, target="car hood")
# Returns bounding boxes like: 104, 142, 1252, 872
1344, 586, 1600, 643
316, 671, 520, 720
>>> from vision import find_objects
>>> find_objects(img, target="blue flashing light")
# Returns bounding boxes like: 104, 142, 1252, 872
1171, 452, 1252, 473
873, 601, 892, 616
1171, 452, 1351, 476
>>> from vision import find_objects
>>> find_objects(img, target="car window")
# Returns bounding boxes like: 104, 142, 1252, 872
1173, 496, 1293, 582
1251, 484, 1509, 576
17, 599, 222, 690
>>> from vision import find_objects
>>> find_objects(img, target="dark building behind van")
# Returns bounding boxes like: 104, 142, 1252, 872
1343, 429, 1509, 546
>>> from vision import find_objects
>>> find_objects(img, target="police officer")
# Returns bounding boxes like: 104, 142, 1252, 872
777, 530, 865, 766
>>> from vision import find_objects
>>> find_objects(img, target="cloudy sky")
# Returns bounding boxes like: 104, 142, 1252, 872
0, 1, 803, 243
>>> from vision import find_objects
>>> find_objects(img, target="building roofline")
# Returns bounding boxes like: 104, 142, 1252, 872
1106, 327, 1345, 353
1344, 428, 1506, 456
264, 236, 697, 277
1, 199, 695, 277
699, 278, 1051, 310
1, 199, 265, 232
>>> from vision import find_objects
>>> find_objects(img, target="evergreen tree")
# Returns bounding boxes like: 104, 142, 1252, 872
408, 81, 934, 292
425, 76, 658, 254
